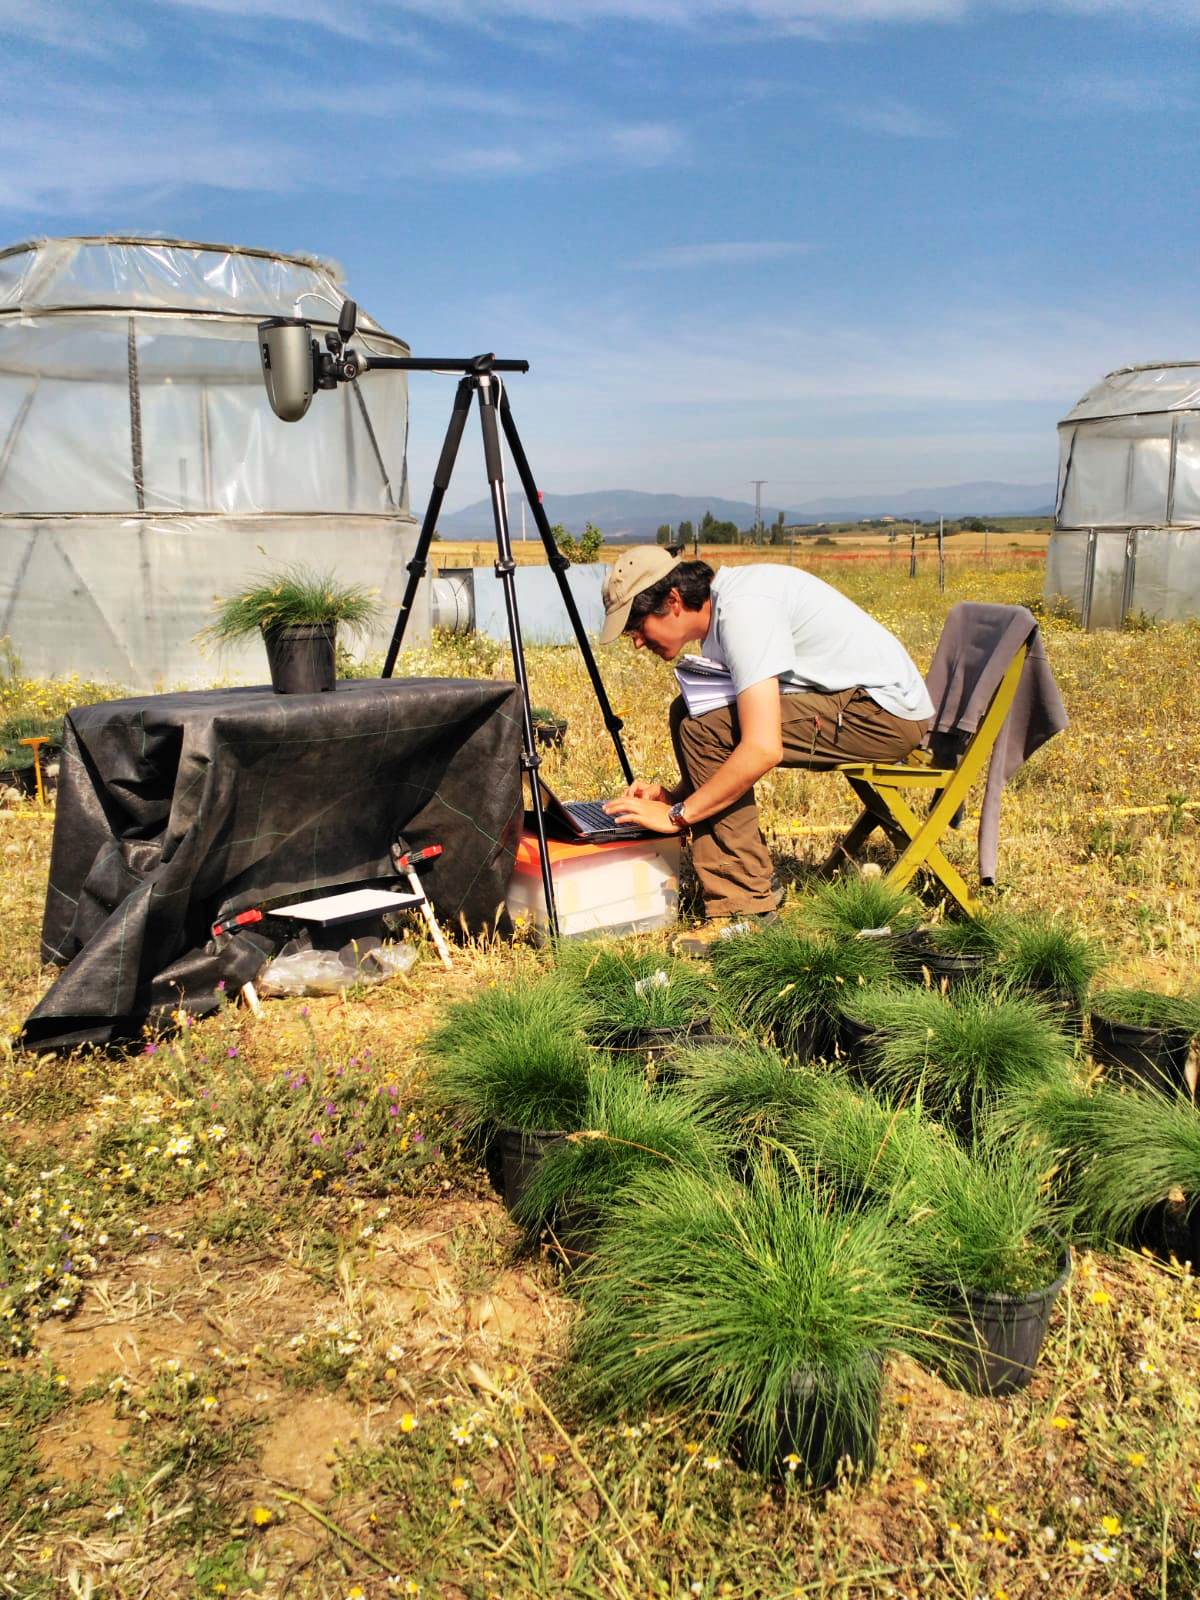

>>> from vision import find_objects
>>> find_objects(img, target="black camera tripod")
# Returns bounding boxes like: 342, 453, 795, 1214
364, 351, 634, 939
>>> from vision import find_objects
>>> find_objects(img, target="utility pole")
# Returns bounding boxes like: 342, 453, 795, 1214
751, 479, 767, 545
938, 514, 946, 593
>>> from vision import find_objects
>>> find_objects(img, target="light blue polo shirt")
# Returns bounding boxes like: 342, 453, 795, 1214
701, 565, 934, 722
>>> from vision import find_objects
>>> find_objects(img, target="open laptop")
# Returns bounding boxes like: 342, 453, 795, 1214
534, 776, 658, 844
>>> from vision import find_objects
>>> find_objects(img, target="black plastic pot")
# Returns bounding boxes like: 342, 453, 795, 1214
264, 622, 337, 694
836, 1014, 880, 1068
611, 1017, 712, 1063
543, 1205, 601, 1271
777, 1014, 841, 1063
766, 1354, 882, 1486
1130, 1194, 1200, 1268
533, 718, 568, 747
939, 1245, 1071, 1397
897, 938, 986, 989
1090, 1014, 1192, 1096
496, 1124, 566, 1214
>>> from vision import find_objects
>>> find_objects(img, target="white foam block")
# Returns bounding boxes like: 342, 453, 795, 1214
275, 887, 424, 925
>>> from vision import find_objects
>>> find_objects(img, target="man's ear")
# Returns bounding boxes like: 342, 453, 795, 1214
668, 586, 683, 613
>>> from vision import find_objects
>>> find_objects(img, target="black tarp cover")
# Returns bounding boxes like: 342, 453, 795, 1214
24, 678, 524, 1049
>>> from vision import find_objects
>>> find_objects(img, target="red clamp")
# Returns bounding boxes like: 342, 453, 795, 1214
211, 908, 264, 939
391, 843, 444, 873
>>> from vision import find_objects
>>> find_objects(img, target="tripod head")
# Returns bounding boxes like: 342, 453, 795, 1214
257, 297, 529, 422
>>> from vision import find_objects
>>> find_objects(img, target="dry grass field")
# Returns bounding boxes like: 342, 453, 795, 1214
1, 551, 1198, 1600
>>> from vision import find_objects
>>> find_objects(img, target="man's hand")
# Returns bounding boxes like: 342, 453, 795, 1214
620, 779, 670, 803
603, 794, 679, 833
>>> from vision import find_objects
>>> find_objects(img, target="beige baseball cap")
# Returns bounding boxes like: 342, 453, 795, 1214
599, 546, 681, 644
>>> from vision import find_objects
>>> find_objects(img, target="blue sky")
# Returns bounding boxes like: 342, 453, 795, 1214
2, 0, 1197, 510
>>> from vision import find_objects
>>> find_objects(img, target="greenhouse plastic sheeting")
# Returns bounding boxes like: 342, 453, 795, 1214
1062, 365, 1200, 423
1044, 528, 1200, 626
23, 677, 525, 1050
0, 317, 408, 515
0, 514, 427, 687
0, 236, 391, 330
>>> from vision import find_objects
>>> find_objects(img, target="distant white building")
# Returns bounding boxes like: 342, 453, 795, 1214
1047, 362, 1200, 628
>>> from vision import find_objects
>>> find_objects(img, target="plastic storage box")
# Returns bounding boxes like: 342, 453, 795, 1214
507, 831, 681, 942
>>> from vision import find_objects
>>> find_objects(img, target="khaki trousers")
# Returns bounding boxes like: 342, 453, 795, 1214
669, 687, 930, 916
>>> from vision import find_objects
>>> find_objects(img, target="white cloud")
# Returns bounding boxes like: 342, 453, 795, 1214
429, 120, 686, 176
629, 240, 811, 268
837, 95, 949, 136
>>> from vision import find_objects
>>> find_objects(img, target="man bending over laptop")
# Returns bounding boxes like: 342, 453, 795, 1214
600, 548, 933, 953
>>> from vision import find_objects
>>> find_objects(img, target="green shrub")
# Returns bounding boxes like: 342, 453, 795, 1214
568, 1162, 926, 1477
514, 1068, 725, 1232
673, 1039, 819, 1143
1091, 987, 1200, 1036
798, 877, 923, 940
863, 983, 1074, 1134
424, 975, 597, 1135
556, 941, 717, 1043
709, 923, 896, 1057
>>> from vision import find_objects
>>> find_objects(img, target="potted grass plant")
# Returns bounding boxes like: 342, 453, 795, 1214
777, 1074, 1069, 1395
1089, 987, 1200, 1096
201, 562, 380, 694
889, 911, 1009, 990
556, 942, 717, 1059
799, 876, 924, 941
995, 914, 1104, 1027
514, 1067, 726, 1268
1008, 1075, 1200, 1267
673, 1038, 821, 1150
708, 921, 897, 1061
530, 705, 569, 747
567, 1161, 926, 1483
423, 974, 599, 1212
861, 982, 1075, 1141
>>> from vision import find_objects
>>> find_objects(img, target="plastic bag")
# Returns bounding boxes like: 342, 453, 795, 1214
258, 940, 419, 998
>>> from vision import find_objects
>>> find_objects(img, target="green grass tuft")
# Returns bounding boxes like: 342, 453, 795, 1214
424, 975, 598, 1135
201, 562, 381, 643
555, 940, 717, 1042
568, 1161, 926, 1477
709, 922, 897, 1057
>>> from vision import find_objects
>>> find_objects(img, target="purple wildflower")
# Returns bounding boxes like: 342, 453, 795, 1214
324, 1101, 337, 1118
388, 1106, 399, 1118
216, 980, 226, 992
412, 1131, 424, 1144
226, 1047, 238, 1059
310, 1131, 322, 1146
144, 1042, 157, 1055
299, 1006, 309, 1018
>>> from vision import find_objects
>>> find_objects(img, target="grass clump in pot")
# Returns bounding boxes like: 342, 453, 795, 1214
862, 983, 1074, 1137
201, 562, 380, 643
709, 922, 897, 1059
423, 974, 598, 1137
514, 1067, 727, 1237
896, 1127, 1064, 1301
798, 876, 923, 941
1091, 987, 1200, 1036
568, 1161, 925, 1480
556, 941, 717, 1046
995, 914, 1104, 1006
1006, 1076, 1200, 1249
673, 1039, 820, 1144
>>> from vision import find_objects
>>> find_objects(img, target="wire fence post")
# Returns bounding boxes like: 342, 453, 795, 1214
909, 528, 917, 578
938, 515, 945, 593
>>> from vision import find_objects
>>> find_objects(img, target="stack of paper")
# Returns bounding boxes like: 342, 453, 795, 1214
674, 654, 737, 717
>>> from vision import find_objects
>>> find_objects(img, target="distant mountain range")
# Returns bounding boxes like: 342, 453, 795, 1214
435, 483, 1056, 542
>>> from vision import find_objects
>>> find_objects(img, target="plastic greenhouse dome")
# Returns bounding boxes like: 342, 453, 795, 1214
1047, 362, 1200, 628
0, 235, 426, 687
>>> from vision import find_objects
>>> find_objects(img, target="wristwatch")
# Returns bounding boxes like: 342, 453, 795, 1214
667, 800, 690, 833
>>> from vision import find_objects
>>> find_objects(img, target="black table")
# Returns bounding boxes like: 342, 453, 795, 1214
24, 678, 525, 1049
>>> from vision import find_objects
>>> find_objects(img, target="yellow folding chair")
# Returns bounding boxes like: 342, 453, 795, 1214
826, 644, 1029, 915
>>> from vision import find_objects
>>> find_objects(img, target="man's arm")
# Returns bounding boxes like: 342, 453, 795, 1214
605, 679, 783, 832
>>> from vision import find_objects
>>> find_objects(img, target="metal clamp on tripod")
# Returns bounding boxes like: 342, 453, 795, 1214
258, 302, 634, 938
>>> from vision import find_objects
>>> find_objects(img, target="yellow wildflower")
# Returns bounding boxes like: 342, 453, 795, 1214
399, 1411, 418, 1433
1127, 1451, 1146, 1468
1090, 1289, 1111, 1306
251, 1505, 275, 1527
1101, 1514, 1122, 1537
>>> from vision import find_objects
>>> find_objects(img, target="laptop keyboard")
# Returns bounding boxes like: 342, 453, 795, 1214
565, 799, 643, 835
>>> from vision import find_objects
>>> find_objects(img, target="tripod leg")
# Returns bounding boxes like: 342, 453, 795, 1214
382, 376, 474, 678
477, 376, 560, 939
498, 389, 634, 785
